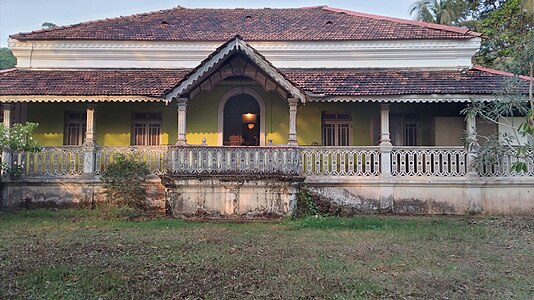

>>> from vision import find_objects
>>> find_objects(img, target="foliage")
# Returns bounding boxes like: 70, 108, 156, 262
410, 0, 470, 25
294, 186, 320, 218
0, 48, 16, 70
101, 154, 151, 210
476, 0, 534, 76
0, 122, 42, 152
41, 22, 58, 29
463, 75, 533, 172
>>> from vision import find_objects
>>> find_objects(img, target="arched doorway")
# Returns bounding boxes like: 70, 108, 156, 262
223, 94, 260, 146
218, 87, 266, 146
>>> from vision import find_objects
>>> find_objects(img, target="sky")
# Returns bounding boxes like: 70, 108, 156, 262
0, 0, 415, 47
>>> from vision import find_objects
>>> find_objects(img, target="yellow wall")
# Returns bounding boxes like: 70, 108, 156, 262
26, 93, 464, 147
298, 102, 378, 146
186, 81, 289, 146
28, 102, 177, 146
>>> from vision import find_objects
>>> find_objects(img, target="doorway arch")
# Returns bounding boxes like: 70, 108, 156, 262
218, 87, 266, 146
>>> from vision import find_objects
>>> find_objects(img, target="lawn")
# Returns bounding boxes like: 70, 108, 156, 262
0, 209, 533, 299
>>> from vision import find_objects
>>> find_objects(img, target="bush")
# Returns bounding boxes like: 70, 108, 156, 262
294, 186, 320, 218
101, 154, 151, 210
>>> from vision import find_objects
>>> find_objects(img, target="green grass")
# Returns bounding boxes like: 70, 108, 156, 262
1, 208, 533, 299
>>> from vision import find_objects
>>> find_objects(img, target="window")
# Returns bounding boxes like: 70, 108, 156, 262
64, 111, 86, 146
391, 114, 419, 146
132, 112, 162, 146
322, 111, 352, 146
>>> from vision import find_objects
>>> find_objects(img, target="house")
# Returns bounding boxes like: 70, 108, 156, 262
1, 6, 532, 216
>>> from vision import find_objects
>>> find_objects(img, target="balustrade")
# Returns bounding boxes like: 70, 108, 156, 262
5, 145, 534, 179
168, 146, 300, 175
13, 146, 85, 176
94, 146, 168, 175
300, 146, 380, 176
391, 147, 467, 177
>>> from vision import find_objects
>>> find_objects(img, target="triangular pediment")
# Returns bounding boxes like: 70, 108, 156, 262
165, 36, 305, 103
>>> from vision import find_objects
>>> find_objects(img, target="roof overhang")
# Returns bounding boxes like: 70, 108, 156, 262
0, 95, 164, 103
306, 94, 497, 103
164, 36, 306, 103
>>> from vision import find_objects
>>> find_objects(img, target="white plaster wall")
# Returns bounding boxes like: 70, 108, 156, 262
434, 117, 464, 146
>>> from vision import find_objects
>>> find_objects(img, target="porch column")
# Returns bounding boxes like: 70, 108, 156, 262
83, 104, 97, 147
288, 97, 298, 146
83, 104, 97, 175
379, 104, 392, 175
2, 103, 14, 176
176, 97, 188, 146
379, 104, 393, 212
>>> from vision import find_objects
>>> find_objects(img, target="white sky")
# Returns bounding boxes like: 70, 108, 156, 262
0, 0, 415, 47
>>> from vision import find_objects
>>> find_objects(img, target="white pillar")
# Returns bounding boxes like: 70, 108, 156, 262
176, 98, 188, 146
2, 104, 14, 176
83, 104, 97, 175
379, 104, 392, 176
83, 104, 97, 146
379, 104, 392, 146
288, 97, 298, 146
378, 104, 393, 212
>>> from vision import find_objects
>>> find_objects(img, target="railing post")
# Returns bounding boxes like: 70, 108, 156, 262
1, 104, 14, 177
83, 146, 96, 175
379, 104, 393, 212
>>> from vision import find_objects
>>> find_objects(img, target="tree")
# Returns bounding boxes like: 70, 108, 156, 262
0, 48, 16, 70
410, 0, 469, 25
476, 0, 534, 76
41, 22, 58, 29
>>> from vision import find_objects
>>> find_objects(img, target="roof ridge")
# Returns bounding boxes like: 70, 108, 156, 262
10, 6, 187, 39
321, 6, 482, 38
0, 68, 17, 73
472, 65, 533, 81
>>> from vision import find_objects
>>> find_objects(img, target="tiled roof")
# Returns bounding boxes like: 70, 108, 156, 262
10, 6, 479, 42
282, 67, 531, 96
0, 67, 529, 99
0, 69, 190, 97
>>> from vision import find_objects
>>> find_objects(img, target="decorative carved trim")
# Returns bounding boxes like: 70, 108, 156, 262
0, 95, 164, 103
8, 38, 481, 51
165, 36, 305, 103
307, 95, 495, 103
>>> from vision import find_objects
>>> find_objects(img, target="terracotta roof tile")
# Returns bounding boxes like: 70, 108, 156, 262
282, 68, 530, 96
10, 6, 478, 42
0, 67, 528, 98
0, 69, 190, 97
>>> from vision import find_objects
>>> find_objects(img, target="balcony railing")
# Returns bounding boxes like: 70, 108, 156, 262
168, 146, 300, 175
4, 145, 534, 179
391, 147, 467, 177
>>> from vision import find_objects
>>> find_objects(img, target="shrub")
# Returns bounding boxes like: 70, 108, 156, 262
294, 186, 320, 218
100, 154, 151, 210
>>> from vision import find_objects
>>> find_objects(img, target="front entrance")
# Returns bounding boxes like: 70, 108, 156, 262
223, 94, 260, 146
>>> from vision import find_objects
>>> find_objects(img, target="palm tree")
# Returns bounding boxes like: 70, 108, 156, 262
410, 0, 463, 25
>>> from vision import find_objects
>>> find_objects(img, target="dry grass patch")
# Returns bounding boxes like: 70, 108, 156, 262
0, 209, 533, 299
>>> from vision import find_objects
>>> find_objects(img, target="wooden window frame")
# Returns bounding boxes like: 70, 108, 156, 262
131, 112, 162, 146
321, 111, 353, 146
63, 111, 87, 146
